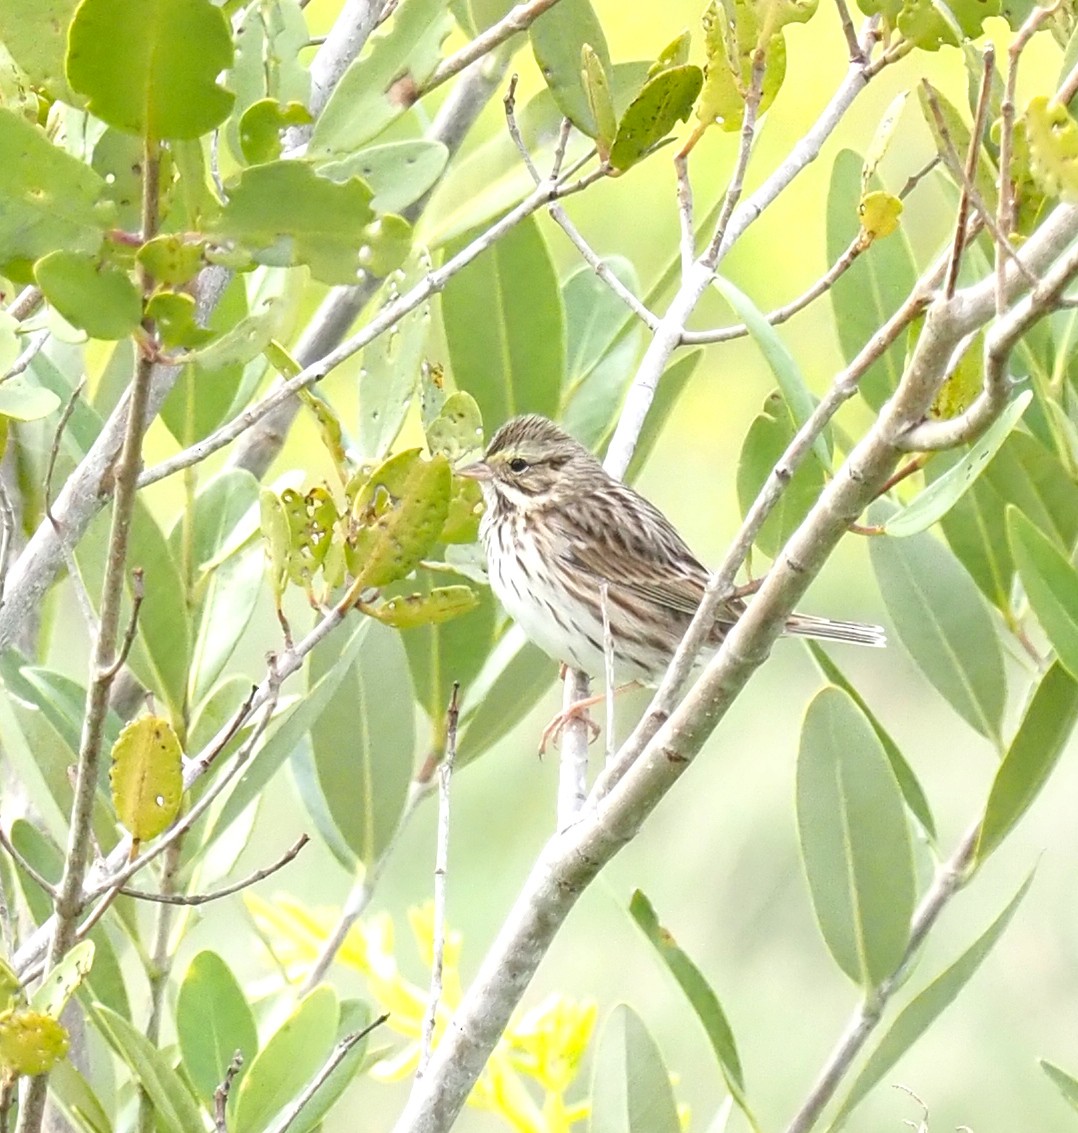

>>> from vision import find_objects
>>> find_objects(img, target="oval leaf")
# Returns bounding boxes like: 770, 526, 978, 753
1007, 505, 1078, 677
870, 522, 1005, 744
797, 686, 916, 988
34, 251, 142, 340
31, 940, 95, 1019
609, 64, 703, 172
231, 985, 339, 1133
529, 0, 612, 137
975, 662, 1078, 865
589, 1003, 681, 1133
109, 715, 184, 842
176, 951, 259, 1108
67, 0, 234, 140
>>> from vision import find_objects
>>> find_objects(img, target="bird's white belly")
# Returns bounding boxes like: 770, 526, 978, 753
483, 515, 608, 676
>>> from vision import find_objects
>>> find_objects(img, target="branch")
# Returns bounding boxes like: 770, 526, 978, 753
140, 170, 593, 490
120, 834, 309, 906
419, 685, 459, 1073
422, 0, 561, 94
783, 823, 980, 1133
270, 1014, 390, 1133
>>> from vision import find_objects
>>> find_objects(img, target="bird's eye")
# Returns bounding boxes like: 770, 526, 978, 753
508, 457, 528, 473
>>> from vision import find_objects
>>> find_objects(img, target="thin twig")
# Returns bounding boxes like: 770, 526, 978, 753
675, 152, 695, 279
99, 568, 144, 681
420, 685, 460, 1074
214, 1052, 244, 1133
599, 583, 616, 766
4, 287, 41, 322
943, 48, 995, 299
44, 379, 86, 523
922, 83, 1036, 292
0, 826, 57, 898
300, 782, 429, 992
421, 0, 561, 94
681, 232, 866, 345
270, 1015, 390, 1133
833, 0, 864, 62
0, 481, 14, 606
0, 329, 49, 384
120, 835, 309, 906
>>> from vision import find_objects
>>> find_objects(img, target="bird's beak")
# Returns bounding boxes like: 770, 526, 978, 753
456, 460, 492, 481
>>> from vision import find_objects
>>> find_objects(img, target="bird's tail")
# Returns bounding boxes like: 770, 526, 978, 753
783, 613, 887, 648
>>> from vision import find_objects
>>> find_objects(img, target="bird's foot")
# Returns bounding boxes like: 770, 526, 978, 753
539, 695, 603, 756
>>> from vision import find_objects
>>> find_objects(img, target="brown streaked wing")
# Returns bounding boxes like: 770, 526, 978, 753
548, 482, 738, 622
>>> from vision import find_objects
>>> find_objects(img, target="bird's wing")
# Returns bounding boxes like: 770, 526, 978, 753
549, 482, 741, 623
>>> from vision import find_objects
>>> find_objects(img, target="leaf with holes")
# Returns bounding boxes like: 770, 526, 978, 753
109, 716, 184, 842
347, 449, 451, 588
609, 64, 703, 171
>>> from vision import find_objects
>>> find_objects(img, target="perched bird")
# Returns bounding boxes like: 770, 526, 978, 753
457, 414, 884, 687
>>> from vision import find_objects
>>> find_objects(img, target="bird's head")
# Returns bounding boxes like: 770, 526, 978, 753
456, 415, 599, 514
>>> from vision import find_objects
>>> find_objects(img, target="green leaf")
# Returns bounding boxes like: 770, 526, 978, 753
831, 872, 1033, 1127
884, 391, 1033, 536
91, 1004, 205, 1133
138, 234, 206, 287
529, 0, 612, 137
442, 215, 564, 426
109, 715, 184, 842
211, 621, 371, 840
66, 0, 234, 140
176, 951, 258, 1108
348, 449, 451, 587
231, 986, 338, 1133
457, 632, 555, 761
797, 687, 916, 988
870, 522, 1005, 744
224, 0, 310, 165
366, 585, 479, 629
0, 380, 61, 422
49, 1060, 113, 1133
31, 941, 95, 1019
560, 257, 644, 451
628, 892, 755, 1125
582, 45, 618, 156
239, 98, 312, 164
34, 251, 142, 340
589, 1003, 681, 1133
736, 391, 828, 558
182, 282, 290, 373
1008, 507, 1078, 677
715, 275, 831, 467
827, 148, 917, 410
806, 642, 936, 841
0, 0, 79, 102
145, 293, 214, 349
426, 391, 484, 461
896, 0, 999, 50
858, 190, 903, 239
1041, 1061, 1078, 1116
403, 573, 498, 758
318, 140, 449, 214
306, 622, 415, 866
217, 162, 411, 285
609, 64, 703, 171
180, 469, 263, 704
975, 662, 1078, 864
933, 431, 1078, 610
309, 0, 452, 159
0, 109, 111, 270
